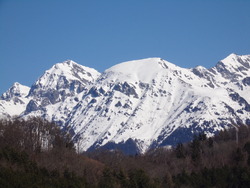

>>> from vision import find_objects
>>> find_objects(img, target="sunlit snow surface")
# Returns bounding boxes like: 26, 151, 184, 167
1, 54, 250, 153
0, 82, 30, 117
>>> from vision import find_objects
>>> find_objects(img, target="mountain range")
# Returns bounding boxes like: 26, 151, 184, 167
1, 53, 250, 154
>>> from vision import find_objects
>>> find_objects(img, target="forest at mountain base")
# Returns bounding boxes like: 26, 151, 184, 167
1, 117, 250, 187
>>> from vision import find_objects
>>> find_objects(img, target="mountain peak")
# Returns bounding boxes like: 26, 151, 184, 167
54, 60, 80, 70
219, 53, 250, 66
62, 59, 76, 65
211, 53, 250, 82
13, 82, 21, 87
1, 82, 30, 100
27, 60, 101, 103
102, 57, 177, 83
34, 60, 100, 88
220, 53, 238, 64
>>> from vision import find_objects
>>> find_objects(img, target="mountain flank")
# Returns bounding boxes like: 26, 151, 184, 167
1, 54, 250, 154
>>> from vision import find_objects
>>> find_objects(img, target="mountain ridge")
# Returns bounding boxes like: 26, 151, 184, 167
1, 53, 250, 154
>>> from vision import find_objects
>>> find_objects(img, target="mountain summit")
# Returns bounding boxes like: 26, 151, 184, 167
1, 54, 250, 154
1, 82, 30, 100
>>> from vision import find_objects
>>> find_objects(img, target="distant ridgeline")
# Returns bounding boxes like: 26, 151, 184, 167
1, 54, 250, 154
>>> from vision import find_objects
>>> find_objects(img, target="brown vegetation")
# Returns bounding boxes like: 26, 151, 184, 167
1, 117, 250, 187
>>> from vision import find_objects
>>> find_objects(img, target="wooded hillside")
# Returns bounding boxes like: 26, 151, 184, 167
1, 118, 250, 187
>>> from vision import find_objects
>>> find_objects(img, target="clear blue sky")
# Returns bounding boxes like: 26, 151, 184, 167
1, 0, 250, 94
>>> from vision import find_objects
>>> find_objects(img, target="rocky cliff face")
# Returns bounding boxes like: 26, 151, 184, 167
1, 54, 250, 154
23, 60, 101, 126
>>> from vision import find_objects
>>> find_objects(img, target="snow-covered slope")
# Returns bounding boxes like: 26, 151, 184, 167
63, 54, 250, 154
0, 82, 30, 118
1, 54, 250, 154
22, 60, 101, 125
0, 60, 101, 124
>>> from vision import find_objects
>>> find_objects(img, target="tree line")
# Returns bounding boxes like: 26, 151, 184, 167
1, 117, 250, 187
0, 117, 103, 187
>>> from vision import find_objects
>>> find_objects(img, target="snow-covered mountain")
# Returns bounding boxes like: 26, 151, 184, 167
0, 82, 30, 118
1, 54, 250, 154
23, 60, 100, 125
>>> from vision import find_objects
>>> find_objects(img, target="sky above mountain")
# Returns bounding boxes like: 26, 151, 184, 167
1, 0, 250, 95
